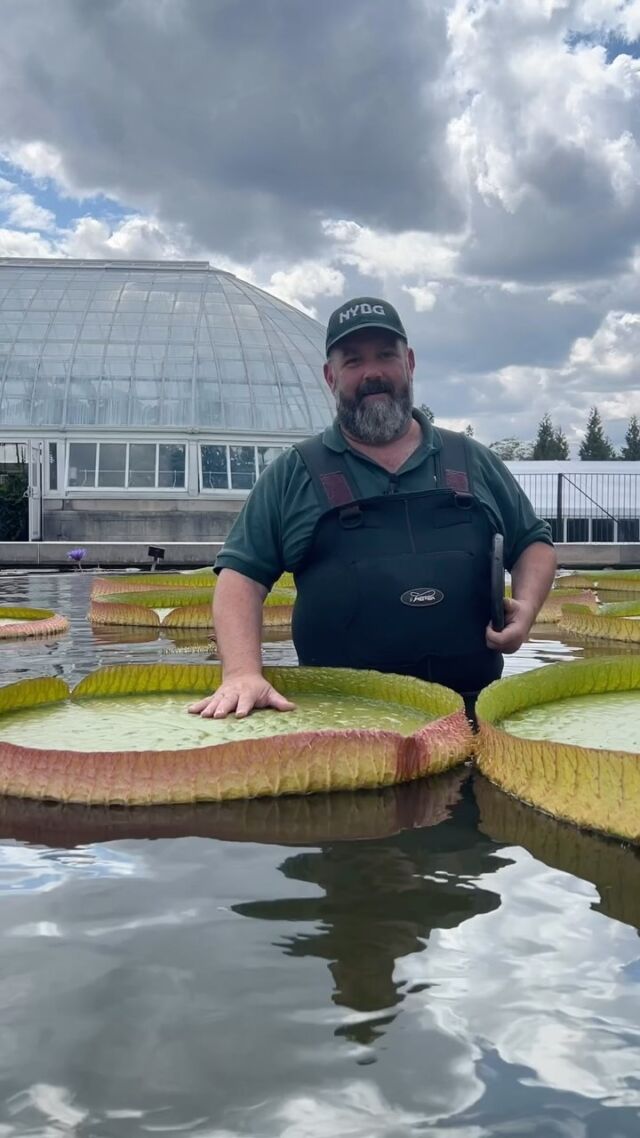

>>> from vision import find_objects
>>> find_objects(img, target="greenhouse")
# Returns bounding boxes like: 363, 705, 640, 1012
0, 258, 333, 541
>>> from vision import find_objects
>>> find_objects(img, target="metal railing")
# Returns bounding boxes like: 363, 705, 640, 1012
513, 472, 640, 542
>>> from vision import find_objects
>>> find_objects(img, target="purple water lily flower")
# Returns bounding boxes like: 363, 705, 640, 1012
67, 547, 87, 569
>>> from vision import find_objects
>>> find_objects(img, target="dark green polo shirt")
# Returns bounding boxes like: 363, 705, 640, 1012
215, 411, 553, 589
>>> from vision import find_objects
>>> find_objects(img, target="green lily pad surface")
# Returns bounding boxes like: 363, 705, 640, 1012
0, 691, 433, 752
500, 691, 639, 752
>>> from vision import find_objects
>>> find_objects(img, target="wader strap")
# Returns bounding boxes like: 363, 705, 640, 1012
294, 435, 358, 508
295, 426, 473, 511
434, 428, 471, 493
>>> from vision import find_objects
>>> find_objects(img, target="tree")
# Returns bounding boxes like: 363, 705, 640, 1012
531, 413, 570, 459
0, 469, 28, 541
578, 406, 615, 460
489, 437, 531, 460
464, 424, 474, 437
418, 403, 434, 422
621, 415, 640, 460
552, 426, 570, 459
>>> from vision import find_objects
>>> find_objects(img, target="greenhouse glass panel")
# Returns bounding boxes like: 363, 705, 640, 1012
17, 322, 48, 339
196, 393, 223, 427
98, 442, 126, 487
619, 519, 640, 541
48, 443, 58, 490
257, 445, 284, 473
0, 398, 29, 424
224, 402, 254, 429
254, 402, 284, 430
161, 399, 192, 427
566, 518, 589, 542
201, 445, 228, 489
592, 518, 615, 542
128, 443, 156, 488
158, 444, 186, 488
68, 443, 97, 488
229, 445, 257, 489
49, 324, 79, 340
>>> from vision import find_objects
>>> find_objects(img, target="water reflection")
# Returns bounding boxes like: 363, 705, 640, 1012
233, 776, 512, 1047
0, 769, 466, 849
1, 573, 640, 1134
475, 773, 640, 931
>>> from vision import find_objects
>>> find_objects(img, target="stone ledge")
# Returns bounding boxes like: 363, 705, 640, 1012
1, 541, 639, 570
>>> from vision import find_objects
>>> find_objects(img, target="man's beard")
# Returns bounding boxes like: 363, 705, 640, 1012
336, 380, 413, 444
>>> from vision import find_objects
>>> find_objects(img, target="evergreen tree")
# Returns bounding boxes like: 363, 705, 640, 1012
552, 426, 570, 460
489, 437, 531, 460
531, 413, 569, 459
464, 423, 474, 437
621, 414, 640, 460
578, 406, 615, 460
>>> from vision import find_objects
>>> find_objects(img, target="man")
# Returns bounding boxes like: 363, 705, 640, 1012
189, 297, 556, 721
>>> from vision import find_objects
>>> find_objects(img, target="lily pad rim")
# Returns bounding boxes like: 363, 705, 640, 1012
476, 655, 640, 759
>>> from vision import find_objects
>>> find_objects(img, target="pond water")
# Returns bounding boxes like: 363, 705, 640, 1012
0, 571, 639, 1137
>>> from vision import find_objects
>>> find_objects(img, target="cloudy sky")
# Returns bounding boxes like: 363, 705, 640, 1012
1, 0, 640, 450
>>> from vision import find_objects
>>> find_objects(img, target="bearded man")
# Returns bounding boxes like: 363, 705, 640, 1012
189, 297, 556, 721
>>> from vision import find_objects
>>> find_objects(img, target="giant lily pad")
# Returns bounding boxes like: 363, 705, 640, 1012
475, 657, 640, 843
555, 570, 640, 594
475, 774, 640, 930
0, 606, 69, 640
0, 664, 473, 805
89, 585, 293, 630
534, 589, 598, 624
89, 570, 295, 629
0, 768, 467, 846
91, 570, 295, 597
559, 600, 640, 643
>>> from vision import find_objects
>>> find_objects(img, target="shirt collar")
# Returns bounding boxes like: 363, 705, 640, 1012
321, 407, 440, 458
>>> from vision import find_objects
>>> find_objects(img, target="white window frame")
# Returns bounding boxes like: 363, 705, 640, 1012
198, 442, 286, 494
65, 439, 188, 492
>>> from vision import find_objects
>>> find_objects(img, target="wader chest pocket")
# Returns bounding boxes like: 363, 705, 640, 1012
348, 551, 489, 661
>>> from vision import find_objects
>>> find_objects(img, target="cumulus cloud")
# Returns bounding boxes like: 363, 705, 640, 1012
0, 0, 640, 445
447, 0, 640, 282
0, 0, 458, 260
267, 262, 346, 318
402, 284, 440, 312
452, 308, 640, 448
0, 177, 55, 230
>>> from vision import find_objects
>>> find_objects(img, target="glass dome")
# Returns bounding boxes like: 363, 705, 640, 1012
0, 259, 334, 432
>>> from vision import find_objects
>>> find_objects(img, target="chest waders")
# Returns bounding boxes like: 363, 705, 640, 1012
291, 429, 503, 702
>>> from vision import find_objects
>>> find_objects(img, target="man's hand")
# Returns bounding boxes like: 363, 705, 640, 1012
485, 597, 536, 655
188, 673, 296, 719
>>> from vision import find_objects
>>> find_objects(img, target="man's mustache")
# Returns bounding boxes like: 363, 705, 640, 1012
357, 380, 394, 400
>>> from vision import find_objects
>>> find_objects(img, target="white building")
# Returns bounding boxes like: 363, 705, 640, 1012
506, 460, 640, 543
0, 258, 333, 541
1, 257, 638, 545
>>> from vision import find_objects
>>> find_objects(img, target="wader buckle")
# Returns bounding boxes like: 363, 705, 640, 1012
454, 492, 473, 510
339, 504, 363, 529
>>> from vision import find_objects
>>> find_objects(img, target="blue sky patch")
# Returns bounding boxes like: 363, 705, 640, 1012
0, 158, 131, 231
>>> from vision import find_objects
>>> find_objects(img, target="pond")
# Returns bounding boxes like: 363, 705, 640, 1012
0, 571, 638, 1137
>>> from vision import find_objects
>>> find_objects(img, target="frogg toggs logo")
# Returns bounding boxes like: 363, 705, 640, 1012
400, 587, 444, 607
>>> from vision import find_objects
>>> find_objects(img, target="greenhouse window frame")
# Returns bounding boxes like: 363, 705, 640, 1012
198, 442, 286, 493
65, 439, 188, 492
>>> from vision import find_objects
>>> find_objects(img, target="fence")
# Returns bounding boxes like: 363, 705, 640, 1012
512, 472, 640, 542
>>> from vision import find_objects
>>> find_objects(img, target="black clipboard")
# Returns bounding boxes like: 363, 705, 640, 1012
490, 533, 505, 632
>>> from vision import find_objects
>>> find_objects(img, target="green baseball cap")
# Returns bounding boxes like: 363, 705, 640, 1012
325, 296, 407, 355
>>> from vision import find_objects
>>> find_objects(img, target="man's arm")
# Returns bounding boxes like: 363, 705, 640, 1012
486, 541, 557, 654
188, 569, 295, 718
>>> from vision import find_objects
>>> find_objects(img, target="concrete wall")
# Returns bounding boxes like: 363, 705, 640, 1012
1, 541, 639, 570
0, 541, 224, 569
42, 497, 242, 542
